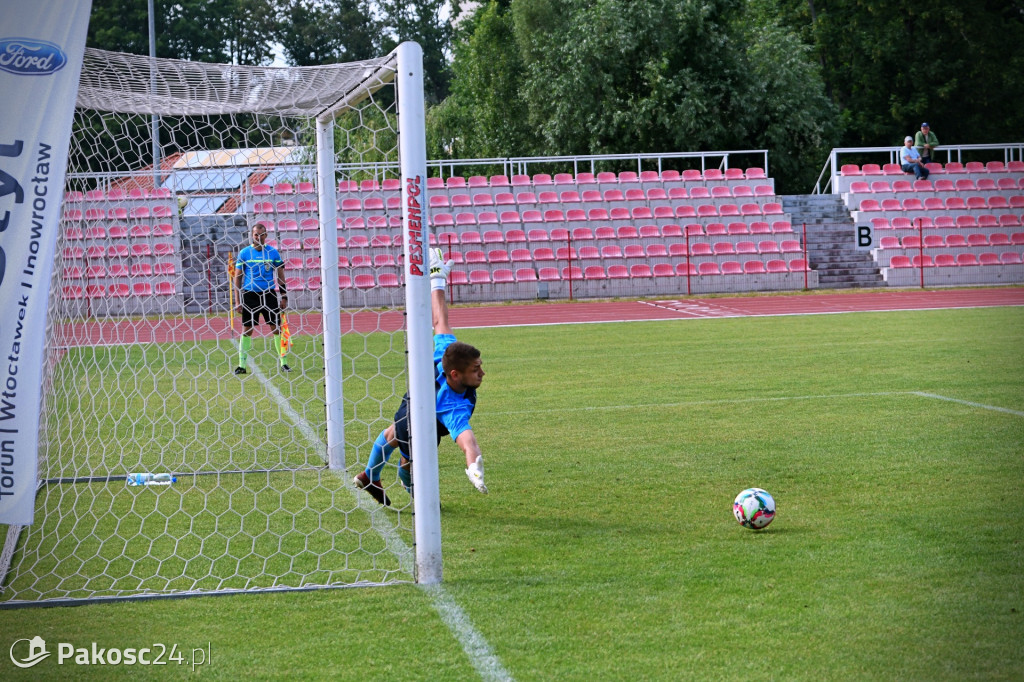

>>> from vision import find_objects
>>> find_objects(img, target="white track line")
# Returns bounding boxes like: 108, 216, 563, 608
251, 364, 514, 682
910, 391, 1024, 417
454, 301, 1024, 330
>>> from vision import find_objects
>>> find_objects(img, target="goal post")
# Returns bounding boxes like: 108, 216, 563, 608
0, 41, 442, 606
313, 41, 442, 583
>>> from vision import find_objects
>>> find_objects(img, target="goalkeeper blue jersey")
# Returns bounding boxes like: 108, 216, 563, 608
433, 334, 476, 442
236, 245, 283, 292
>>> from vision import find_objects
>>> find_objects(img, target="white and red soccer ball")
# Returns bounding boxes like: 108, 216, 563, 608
733, 488, 776, 529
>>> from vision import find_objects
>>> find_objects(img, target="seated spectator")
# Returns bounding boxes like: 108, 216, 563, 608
914, 123, 938, 165
899, 136, 929, 180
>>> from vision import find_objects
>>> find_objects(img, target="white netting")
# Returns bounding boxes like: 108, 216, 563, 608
78, 48, 394, 116
0, 48, 420, 605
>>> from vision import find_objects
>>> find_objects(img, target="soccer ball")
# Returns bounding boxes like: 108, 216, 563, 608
733, 488, 776, 529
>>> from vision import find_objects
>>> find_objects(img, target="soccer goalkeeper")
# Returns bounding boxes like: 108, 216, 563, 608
354, 248, 488, 506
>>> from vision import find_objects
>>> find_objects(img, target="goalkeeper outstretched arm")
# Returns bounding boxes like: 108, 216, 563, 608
353, 249, 488, 504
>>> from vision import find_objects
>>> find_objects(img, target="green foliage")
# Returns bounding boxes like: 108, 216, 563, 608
88, 0, 276, 66
275, 0, 380, 66
772, 0, 1024, 148
380, 0, 462, 103
427, 2, 531, 158
432, 0, 840, 192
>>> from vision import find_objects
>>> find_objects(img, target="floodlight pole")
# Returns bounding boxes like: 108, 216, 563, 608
148, 0, 160, 189
397, 42, 443, 585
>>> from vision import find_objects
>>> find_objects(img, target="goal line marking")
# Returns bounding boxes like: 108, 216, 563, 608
251, 365, 514, 682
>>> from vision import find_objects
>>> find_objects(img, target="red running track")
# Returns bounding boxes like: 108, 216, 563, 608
58, 288, 1024, 346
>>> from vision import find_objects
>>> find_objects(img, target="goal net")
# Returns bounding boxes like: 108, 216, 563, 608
0, 43, 441, 606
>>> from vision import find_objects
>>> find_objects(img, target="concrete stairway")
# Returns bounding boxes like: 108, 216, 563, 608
781, 194, 884, 288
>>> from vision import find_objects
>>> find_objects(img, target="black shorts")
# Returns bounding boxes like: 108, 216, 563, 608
393, 392, 445, 462
241, 290, 280, 328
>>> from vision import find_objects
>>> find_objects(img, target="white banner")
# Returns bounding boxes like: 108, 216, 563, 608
0, 0, 92, 525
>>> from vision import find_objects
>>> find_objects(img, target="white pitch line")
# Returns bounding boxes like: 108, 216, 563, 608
910, 391, 1024, 417
251, 364, 514, 682
486, 391, 906, 417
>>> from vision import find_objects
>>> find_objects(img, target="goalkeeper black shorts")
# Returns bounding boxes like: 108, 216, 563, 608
393, 392, 445, 461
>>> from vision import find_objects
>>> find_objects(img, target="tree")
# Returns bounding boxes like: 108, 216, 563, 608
433, 0, 840, 191
428, 2, 531, 158
380, 0, 461, 103
772, 0, 1024, 149
87, 0, 276, 65
275, 0, 380, 66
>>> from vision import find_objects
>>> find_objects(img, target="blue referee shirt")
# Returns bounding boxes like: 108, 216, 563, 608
236, 245, 284, 292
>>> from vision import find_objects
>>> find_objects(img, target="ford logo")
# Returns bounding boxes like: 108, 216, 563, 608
0, 38, 67, 76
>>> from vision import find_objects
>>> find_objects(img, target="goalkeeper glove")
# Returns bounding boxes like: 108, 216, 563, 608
465, 455, 487, 494
429, 248, 453, 291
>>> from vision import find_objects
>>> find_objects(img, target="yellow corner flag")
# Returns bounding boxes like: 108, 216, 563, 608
280, 312, 292, 357
227, 254, 236, 331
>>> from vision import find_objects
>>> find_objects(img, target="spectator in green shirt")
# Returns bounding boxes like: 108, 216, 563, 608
914, 123, 939, 165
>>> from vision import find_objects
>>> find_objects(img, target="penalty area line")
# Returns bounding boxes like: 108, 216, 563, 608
910, 391, 1024, 417
487, 391, 907, 417
250, 365, 514, 682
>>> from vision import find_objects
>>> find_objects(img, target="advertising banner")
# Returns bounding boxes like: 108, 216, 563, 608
0, 0, 92, 524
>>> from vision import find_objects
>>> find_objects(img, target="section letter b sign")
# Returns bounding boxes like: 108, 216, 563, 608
856, 225, 873, 250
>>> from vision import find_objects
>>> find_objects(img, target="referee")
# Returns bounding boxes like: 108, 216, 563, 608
234, 224, 290, 374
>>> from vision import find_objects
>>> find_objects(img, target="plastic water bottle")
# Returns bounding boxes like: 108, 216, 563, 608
126, 472, 177, 486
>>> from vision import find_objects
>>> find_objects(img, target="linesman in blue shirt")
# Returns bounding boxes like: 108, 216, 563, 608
355, 249, 488, 505
233, 224, 290, 374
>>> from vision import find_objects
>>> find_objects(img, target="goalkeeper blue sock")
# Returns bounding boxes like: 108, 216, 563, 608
365, 431, 395, 482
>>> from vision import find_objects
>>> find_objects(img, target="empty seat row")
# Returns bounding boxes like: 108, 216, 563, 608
62, 223, 174, 240
858, 198, 1024, 212
436, 241, 802, 263
62, 205, 175, 221
420, 168, 769, 190
278, 222, 799, 252
842, 161, 1024, 175
888, 253, 1023, 268
873, 214, 1021, 229
62, 281, 177, 299
309, 169, 773, 198
430, 204, 785, 225
878, 233, 1024, 250
64, 187, 174, 202
870, 216, 1023, 229
287, 257, 811, 293
426, 186, 775, 207
61, 243, 176, 260
63, 262, 177, 279
251, 181, 318, 195
850, 178, 1024, 193
255, 200, 322, 214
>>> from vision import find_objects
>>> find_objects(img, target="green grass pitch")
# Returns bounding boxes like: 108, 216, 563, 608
1, 305, 1022, 680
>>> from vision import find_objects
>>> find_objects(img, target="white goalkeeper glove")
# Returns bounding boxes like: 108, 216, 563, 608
429, 247, 453, 291
465, 455, 487, 494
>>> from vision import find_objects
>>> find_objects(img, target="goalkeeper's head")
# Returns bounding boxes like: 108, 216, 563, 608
443, 342, 484, 390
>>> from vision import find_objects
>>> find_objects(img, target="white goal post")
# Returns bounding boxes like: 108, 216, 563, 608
0, 41, 441, 606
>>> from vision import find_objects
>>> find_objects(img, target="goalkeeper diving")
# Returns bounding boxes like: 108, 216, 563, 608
354, 248, 488, 506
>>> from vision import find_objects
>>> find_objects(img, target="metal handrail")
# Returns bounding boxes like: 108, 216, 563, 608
813, 142, 1024, 194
